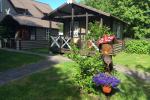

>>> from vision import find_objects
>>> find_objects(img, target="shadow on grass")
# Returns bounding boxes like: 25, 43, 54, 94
135, 65, 150, 72
119, 72, 150, 100
0, 62, 82, 100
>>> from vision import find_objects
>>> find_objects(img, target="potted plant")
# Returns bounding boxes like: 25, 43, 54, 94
93, 73, 120, 94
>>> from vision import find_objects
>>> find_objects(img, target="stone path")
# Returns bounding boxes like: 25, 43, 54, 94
0, 48, 71, 85
114, 65, 150, 82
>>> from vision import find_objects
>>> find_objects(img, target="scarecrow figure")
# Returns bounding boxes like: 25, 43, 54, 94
97, 35, 117, 73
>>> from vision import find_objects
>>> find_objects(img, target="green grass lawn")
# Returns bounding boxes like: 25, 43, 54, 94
113, 52, 150, 72
0, 50, 44, 72
27, 48, 49, 54
0, 62, 149, 100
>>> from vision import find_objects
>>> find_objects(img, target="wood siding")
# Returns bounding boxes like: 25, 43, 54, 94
36, 28, 46, 40
20, 40, 48, 50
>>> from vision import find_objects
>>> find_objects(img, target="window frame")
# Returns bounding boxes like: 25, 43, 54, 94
29, 27, 36, 40
46, 28, 51, 40
0, 0, 2, 12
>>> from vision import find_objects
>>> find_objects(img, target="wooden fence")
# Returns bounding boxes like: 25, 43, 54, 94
49, 35, 124, 54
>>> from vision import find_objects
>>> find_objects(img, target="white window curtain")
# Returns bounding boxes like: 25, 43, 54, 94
73, 21, 79, 37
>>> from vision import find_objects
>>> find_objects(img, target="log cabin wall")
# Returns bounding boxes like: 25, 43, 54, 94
19, 40, 48, 50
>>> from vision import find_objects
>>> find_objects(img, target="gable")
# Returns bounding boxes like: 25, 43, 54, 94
33, 1, 52, 14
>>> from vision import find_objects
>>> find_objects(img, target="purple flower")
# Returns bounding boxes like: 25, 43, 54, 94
93, 73, 120, 88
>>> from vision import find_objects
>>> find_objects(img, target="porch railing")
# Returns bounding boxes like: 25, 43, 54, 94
49, 35, 72, 53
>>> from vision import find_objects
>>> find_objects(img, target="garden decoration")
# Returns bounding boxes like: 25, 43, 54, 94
92, 34, 120, 99
97, 34, 116, 73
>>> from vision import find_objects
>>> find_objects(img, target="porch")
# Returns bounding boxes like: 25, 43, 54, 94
45, 2, 127, 53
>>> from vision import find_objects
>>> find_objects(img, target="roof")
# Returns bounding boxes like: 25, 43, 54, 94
1, 15, 58, 29
10, 0, 52, 18
13, 15, 58, 29
46, 2, 127, 24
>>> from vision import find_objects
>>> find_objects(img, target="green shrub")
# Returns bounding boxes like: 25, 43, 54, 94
67, 50, 104, 93
87, 22, 114, 40
125, 40, 150, 54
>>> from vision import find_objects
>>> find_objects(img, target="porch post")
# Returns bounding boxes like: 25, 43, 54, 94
0, 39, 2, 48
100, 17, 103, 27
85, 12, 89, 39
49, 21, 52, 54
16, 40, 21, 50
71, 5, 74, 38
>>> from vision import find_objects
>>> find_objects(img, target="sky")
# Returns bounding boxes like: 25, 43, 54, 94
37, 0, 80, 9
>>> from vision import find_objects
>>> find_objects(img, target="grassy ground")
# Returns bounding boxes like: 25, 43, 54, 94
113, 52, 150, 72
0, 50, 44, 72
0, 62, 149, 100
27, 48, 49, 54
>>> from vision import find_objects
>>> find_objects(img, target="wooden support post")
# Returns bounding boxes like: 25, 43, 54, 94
100, 17, 103, 27
85, 12, 89, 42
71, 6, 74, 38
49, 21, 52, 54
0, 39, 2, 48
85, 12, 89, 35
79, 22, 82, 48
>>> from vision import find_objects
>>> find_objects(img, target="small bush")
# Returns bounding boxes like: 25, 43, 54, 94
67, 51, 104, 93
125, 40, 150, 54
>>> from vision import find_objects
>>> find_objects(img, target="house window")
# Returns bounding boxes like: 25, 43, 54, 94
46, 29, 51, 40
29, 27, 36, 40
0, 0, 2, 12
113, 21, 123, 39
73, 21, 79, 37
69, 21, 79, 37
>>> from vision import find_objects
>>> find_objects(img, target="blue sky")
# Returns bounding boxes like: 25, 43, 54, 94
37, 0, 79, 9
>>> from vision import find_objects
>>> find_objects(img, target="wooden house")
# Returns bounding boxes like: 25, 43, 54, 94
44, 2, 127, 52
0, 0, 59, 50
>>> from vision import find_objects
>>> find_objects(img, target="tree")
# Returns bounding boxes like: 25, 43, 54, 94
81, 0, 113, 13
0, 25, 14, 38
112, 0, 150, 38
81, 0, 150, 39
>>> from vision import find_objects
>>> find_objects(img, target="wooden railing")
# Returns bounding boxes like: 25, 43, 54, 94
50, 36, 72, 53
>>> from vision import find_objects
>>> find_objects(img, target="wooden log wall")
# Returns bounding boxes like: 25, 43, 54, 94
20, 40, 48, 50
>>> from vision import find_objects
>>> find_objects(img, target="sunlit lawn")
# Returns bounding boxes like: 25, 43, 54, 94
0, 62, 149, 100
113, 52, 150, 72
0, 50, 44, 72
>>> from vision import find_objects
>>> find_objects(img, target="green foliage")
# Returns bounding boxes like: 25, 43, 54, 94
67, 45, 104, 93
112, 0, 150, 39
125, 40, 150, 54
0, 25, 14, 38
81, 0, 150, 39
81, 0, 114, 13
0, 26, 6, 38
87, 22, 113, 40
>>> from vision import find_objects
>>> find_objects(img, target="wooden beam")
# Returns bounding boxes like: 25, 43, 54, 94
54, 14, 95, 19
71, 6, 74, 38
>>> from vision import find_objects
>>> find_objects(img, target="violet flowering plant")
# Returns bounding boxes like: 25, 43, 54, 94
93, 73, 120, 88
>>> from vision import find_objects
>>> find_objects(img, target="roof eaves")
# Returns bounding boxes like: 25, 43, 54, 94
110, 15, 128, 25
73, 2, 110, 17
